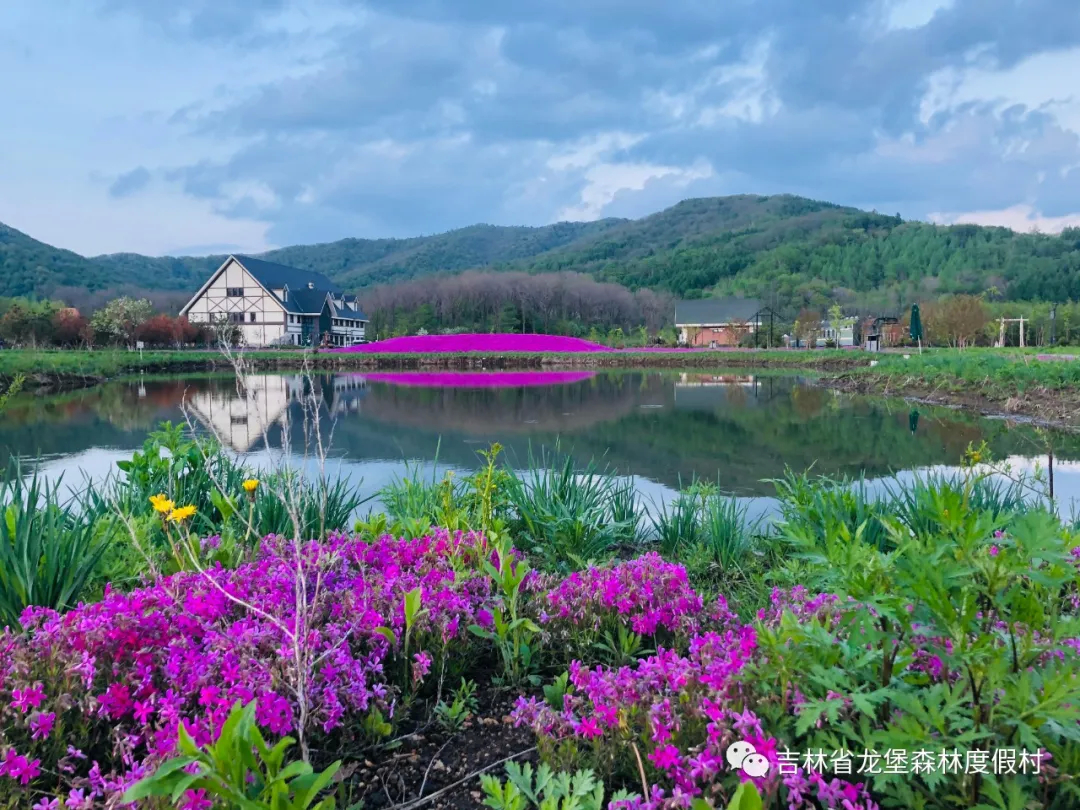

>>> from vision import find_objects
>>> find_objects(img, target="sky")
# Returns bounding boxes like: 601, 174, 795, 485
2, 0, 1080, 257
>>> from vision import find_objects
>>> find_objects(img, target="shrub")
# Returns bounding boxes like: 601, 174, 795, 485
0, 528, 497, 807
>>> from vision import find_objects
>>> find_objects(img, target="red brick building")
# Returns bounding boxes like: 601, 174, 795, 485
675, 298, 762, 347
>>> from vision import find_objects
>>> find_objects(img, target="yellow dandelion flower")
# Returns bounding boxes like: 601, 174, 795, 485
166, 505, 197, 523
150, 494, 175, 514
242, 479, 260, 494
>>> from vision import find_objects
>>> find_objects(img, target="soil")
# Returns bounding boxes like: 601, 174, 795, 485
824, 372, 1080, 429
343, 689, 538, 810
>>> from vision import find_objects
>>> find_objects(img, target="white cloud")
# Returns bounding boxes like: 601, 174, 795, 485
556, 160, 714, 221
885, 0, 955, 31
919, 47, 1080, 135
928, 204, 1080, 234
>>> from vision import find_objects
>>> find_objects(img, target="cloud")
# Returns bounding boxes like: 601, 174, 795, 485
929, 204, 1080, 234
5, 0, 1080, 254
108, 166, 151, 198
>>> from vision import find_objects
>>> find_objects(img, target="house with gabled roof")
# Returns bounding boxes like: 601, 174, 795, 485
674, 298, 762, 347
180, 255, 368, 347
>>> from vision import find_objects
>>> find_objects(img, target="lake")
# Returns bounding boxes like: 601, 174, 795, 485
2, 369, 1077, 519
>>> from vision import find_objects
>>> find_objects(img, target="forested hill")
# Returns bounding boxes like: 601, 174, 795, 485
4, 194, 1080, 304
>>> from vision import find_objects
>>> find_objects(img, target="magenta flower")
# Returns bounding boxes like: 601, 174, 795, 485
650, 744, 681, 771
11, 684, 46, 713
989, 545, 1000, 557
0, 751, 41, 785
29, 711, 56, 741
33, 798, 60, 810
411, 651, 432, 686
576, 716, 603, 739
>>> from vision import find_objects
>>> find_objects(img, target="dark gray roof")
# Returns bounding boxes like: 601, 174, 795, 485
231, 255, 366, 320
286, 287, 331, 315
675, 298, 762, 326
234, 255, 340, 296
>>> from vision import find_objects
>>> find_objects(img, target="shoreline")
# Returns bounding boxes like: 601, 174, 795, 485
4, 348, 1078, 429
0, 348, 865, 393
824, 371, 1080, 429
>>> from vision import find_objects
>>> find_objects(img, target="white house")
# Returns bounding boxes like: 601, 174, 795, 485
816, 317, 856, 347
180, 255, 368, 347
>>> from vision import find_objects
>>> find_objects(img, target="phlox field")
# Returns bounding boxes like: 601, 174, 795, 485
332, 333, 609, 353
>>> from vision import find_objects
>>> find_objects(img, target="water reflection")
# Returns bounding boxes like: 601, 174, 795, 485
0, 370, 1075, 508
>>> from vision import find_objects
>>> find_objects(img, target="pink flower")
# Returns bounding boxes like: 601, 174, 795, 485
412, 651, 432, 686
576, 716, 603, 739
989, 545, 1000, 557
11, 684, 46, 712
649, 744, 681, 771
0, 750, 41, 785
33, 799, 60, 810
29, 711, 56, 741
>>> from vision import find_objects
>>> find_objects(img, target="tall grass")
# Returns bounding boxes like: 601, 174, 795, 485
773, 467, 1036, 553
503, 448, 640, 572
252, 472, 369, 539
0, 463, 116, 627
771, 469, 894, 551
648, 483, 756, 571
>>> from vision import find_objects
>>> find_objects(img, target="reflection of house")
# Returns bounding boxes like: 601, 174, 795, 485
186, 375, 302, 452
676, 373, 756, 387
180, 255, 368, 347
675, 299, 761, 347
186, 374, 369, 451
673, 374, 788, 410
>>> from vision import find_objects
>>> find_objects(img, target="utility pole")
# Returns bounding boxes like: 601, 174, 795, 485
1051, 305, 1057, 345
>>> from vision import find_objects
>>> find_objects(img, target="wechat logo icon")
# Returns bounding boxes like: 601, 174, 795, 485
726, 740, 771, 778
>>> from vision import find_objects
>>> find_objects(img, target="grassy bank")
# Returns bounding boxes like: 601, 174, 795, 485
0, 347, 867, 390
829, 348, 1080, 424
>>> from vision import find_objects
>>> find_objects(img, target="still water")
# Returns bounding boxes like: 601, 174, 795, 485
1, 369, 1076, 518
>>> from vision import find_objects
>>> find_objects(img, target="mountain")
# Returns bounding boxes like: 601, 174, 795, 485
5, 194, 1080, 304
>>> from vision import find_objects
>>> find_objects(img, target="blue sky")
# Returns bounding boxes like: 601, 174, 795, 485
2, 0, 1080, 257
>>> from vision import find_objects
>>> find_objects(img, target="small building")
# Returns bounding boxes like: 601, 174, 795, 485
675, 298, 762, 347
816, 317, 856, 347
860, 316, 903, 351
180, 255, 367, 347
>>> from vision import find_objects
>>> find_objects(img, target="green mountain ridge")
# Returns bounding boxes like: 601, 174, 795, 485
4, 194, 1080, 305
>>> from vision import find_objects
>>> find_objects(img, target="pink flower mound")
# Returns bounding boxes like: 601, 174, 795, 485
333, 333, 608, 353
0, 529, 496, 806
364, 371, 596, 388
539, 554, 705, 636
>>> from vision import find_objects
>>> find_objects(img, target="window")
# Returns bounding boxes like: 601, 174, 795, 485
249, 313, 257, 322
227, 287, 244, 297
228, 312, 244, 324
230, 415, 248, 425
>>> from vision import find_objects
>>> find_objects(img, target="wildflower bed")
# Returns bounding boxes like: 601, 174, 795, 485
2, 510, 1079, 809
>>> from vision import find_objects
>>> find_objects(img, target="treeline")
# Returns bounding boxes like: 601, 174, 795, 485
0, 296, 225, 349
359, 271, 674, 342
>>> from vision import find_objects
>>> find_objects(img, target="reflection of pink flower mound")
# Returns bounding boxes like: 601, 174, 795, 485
332, 333, 607, 353
364, 371, 596, 388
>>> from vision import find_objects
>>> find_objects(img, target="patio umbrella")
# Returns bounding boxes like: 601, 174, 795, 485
910, 303, 923, 354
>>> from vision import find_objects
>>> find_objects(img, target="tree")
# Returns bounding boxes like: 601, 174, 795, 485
793, 308, 821, 348
90, 297, 153, 347
924, 295, 987, 349
0, 301, 59, 346
52, 308, 90, 346
136, 314, 182, 348
828, 304, 844, 349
